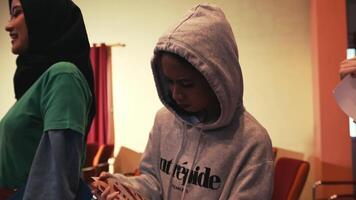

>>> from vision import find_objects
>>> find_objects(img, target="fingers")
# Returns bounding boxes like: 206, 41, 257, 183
99, 172, 113, 180
340, 63, 356, 69
91, 182, 101, 198
92, 173, 124, 200
100, 186, 111, 200
107, 191, 121, 200
340, 67, 356, 79
340, 57, 356, 80
340, 57, 356, 65
91, 180, 98, 189
99, 187, 121, 200
92, 180, 108, 199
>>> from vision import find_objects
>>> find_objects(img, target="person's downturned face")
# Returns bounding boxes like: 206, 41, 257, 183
160, 52, 220, 122
5, 0, 29, 55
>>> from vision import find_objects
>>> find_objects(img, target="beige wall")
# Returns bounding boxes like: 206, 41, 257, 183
0, 0, 313, 198
0, 2, 16, 115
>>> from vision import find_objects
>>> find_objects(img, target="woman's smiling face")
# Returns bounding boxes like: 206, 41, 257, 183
5, 0, 29, 55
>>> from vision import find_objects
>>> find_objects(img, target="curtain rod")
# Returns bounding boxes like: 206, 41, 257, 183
91, 42, 126, 47
108, 42, 126, 47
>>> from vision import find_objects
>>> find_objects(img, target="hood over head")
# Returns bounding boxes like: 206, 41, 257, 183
151, 4, 244, 130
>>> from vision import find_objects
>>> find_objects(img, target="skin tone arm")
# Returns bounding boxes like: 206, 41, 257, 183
339, 57, 356, 80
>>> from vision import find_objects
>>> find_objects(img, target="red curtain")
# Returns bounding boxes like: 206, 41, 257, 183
87, 43, 114, 145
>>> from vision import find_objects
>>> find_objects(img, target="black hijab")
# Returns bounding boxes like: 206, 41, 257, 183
9, 0, 95, 128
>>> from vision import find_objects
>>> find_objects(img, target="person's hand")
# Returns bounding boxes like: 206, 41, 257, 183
100, 186, 121, 200
98, 171, 116, 181
91, 171, 145, 200
339, 57, 356, 80
91, 172, 116, 199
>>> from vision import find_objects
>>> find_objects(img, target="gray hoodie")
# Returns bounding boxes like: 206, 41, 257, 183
115, 4, 274, 200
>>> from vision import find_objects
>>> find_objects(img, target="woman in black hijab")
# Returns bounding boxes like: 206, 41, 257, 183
0, 0, 95, 199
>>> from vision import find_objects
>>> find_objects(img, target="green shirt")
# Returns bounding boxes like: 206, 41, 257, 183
0, 62, 92, 188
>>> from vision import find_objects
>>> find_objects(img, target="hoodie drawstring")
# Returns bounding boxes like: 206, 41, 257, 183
180, 128, 203, 200
166, 123, 187, 199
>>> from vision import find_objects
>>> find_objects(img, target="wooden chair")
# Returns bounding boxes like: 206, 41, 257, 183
313, 180, 356, 200
272, 157, 310, 200
83, 143, 99, 168
113, 146, 142, 176
94, 144, 115, 175
82, 143, 99, 183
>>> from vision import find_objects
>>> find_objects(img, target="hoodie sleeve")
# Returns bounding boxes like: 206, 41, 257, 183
228, 161, 274, 200
112, 129, 162, 200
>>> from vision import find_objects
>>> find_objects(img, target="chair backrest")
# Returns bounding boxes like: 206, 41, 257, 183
272, 157, 310, 200
94, 144, 115, 166
114, 146, 142, 175
84, 143, 99, 167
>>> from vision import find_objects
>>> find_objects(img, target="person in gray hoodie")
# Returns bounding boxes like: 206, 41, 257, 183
96, 3, 274, 200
